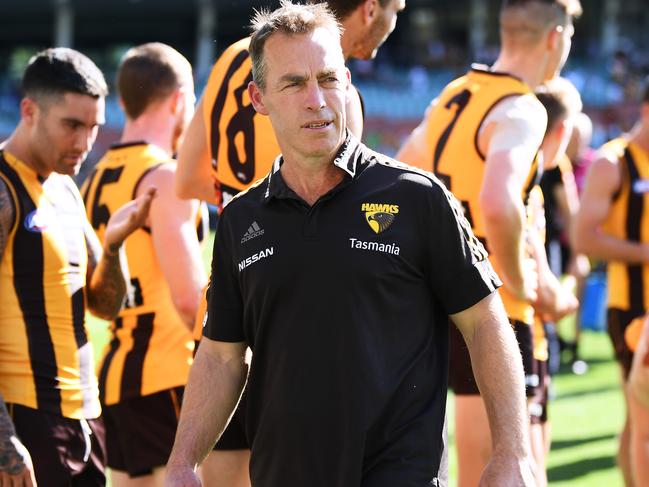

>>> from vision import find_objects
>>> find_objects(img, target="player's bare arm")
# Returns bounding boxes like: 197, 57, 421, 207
573, 152, 649, 263
480, 95, 546, 303
166, 338, 248, 487
0, 179, 15, 262
451, 292, 535, 487
86, 187, 156, 319
0, 183, 31, 486
176, 97, 219, 204
140, 164, 208, 329
395, 98, 440, 170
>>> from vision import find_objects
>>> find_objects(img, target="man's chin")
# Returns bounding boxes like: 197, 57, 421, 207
56, 161, 82, 176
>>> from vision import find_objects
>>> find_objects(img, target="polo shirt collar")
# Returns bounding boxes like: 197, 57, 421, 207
263, 130, 360, 202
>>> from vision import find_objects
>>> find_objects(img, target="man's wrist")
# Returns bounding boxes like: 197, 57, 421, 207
103, 242, 121, 258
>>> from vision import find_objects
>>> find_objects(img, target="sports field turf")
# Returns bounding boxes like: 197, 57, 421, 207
88, 232, 626, 485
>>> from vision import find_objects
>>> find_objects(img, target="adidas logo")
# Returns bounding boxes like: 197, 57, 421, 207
241, 221, 265, 243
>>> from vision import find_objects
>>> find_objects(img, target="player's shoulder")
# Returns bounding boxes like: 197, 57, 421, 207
220, 173, 269, 216
597, 137, 628, 163
368, 149, 449, 199
211, 37, 251, 72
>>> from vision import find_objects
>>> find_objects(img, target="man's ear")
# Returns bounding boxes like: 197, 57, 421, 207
546, 25, 561, 52
362, 0, 378, 26
20, 98, 38, 126
641, 102, 649, 122
169, 87, 185, 116
248, 81, 269, 115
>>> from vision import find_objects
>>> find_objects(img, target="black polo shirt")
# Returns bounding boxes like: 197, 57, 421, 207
205, 133, 501, 487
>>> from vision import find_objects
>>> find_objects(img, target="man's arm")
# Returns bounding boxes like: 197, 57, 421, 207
479, 95, 546, 303
165, 338, 248, 486
86, 188, 156, 319
395, 99, 438, 171
0, 178, 15, 262
573, 153, 649, 263
140, 164, 208, 329
451, 292, 535, 487
0, 395, 36, 487
176, 97, 220, 204
0, 183, 35, 486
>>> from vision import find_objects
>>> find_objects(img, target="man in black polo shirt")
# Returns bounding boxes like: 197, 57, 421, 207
166, 2, 534, 486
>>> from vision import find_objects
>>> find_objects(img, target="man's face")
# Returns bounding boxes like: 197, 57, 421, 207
250, 28, 350, 163
28, 92, 104, 176
545, 21, 574, 81
353, 0, 405, 60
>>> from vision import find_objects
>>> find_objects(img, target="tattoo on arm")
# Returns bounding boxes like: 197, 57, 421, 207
87, 249, 127, 321
0, 395, 27, 475
0, 179, 16, 261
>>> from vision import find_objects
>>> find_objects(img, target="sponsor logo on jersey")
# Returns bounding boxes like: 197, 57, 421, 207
349, 238, 400, 256
241, 221, 265, 243
238, 247, 274, 271
361, 203, 399, 234
23, 207, 54, 233
633, 179, 649, 194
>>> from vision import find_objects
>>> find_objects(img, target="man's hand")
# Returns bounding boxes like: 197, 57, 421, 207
479, 453, 535, 487
0, 435, 36, 486
103, 187, 156, 255
534, 267, 579, 322
164, 465, 201, 487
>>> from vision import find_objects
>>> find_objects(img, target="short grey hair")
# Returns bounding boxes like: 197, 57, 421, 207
249, 0, 342, 91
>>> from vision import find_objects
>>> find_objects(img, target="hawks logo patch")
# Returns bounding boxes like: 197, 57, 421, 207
361, 203, 399, 234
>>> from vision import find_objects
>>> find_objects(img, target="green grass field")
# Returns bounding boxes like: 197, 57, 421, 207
88, 232, 627, 485
444, 329, 625, 486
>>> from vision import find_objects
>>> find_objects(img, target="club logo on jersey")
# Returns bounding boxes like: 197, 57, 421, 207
633, 179, 649, 194
241, 221, 264, 243
238, 247, 274, 272
361, 203, 399, 234
24, 207, 54, 233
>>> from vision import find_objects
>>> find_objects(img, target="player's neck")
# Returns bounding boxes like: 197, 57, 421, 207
491, 52, 548, 90
629, 122, 649, 154
280, 154, 345, 206
3, 126, 52, 179
121, 113, 175, 157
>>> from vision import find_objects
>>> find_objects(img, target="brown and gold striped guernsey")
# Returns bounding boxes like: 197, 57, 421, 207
0, 150, 100, 419
82, 142, 207, 405
401, 66, 542, 325
601, 138, 649, 314
203, 37, 281, 207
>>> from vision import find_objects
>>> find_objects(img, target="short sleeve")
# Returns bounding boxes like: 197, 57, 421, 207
425, 180, 501, 314
204, 211, 245, 342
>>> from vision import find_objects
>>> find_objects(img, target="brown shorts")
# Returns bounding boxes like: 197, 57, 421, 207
103, 386, 183, 477
8, 403, 106, 486
449, 319, 539, 398
529, 359, 550, 425
608, 308, 643, 379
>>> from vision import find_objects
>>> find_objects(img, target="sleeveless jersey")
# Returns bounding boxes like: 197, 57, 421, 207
0, 151, 100, 419
82, 142, 207, 405
400, 66, 542, 324
203, 37, 281, 207
600, 138, 649, 314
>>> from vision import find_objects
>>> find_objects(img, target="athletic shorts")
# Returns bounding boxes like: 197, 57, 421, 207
8, 403, 106, 486
608, 308, 643, 379
529, 359, 550, 425
214, 393, 249, 450
103, 386, 183, 477
449, 319, 539, 397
